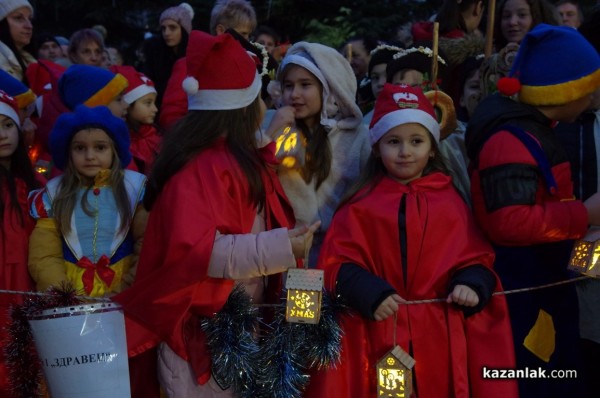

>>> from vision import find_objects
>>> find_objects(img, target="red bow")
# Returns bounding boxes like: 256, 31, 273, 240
75, 255, 115, 295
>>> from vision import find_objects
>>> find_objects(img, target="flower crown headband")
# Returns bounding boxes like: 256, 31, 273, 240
251, 41, 270, 77
393, 46, 447, 65
369, 44, 404, 56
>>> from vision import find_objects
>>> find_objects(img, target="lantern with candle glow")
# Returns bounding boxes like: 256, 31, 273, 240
285, 268, 323, 324
376, 345, 415, 398
568, 238, 600, 278
274, 124, 307, 169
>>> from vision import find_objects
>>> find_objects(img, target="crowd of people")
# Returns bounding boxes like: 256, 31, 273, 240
0, 0, 600, 397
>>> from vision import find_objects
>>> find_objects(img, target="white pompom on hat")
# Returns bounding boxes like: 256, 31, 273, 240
0, 0, 32, 21
159, 2, 195, 34
369, 83, 440, 145
183, 30, 261, 111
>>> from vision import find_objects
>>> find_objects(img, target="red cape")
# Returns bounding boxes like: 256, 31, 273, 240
113, 138, 295, 384
305, 173, 517, 398
0, 179, 35, 396
129, 124, 162, 175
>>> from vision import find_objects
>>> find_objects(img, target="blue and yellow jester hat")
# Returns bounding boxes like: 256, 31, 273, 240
0, 68, 36, 110
498, 24, 600, 106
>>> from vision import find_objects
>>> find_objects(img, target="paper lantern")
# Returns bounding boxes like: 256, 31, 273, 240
274, 124, 307, 169
568, 238, 600, 278
376, 345, 415, 398
285, 268, 323, 324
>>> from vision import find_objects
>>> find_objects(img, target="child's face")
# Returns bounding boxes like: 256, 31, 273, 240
392, 69, 424, 88
501, 0, 533, 45
70, 128, 114, 180
460, 69, 482, 118
282, 65, 323, 129
548, 93, 593, 123
0, 115, 19, 167
129, 93, 158, 125
107, 94, 128, 121
370, 63, 387, 100
256, 33, 276, 55
377, 123, 433, 185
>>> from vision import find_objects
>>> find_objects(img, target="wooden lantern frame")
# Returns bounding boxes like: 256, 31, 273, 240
285, 268, 323, 324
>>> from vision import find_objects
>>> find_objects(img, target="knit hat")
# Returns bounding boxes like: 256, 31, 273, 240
36, 33, 61, 51
0, 0, 32, 21
386, 42, 447, 88
0, 90, 21, 127
0, 68, 35, 109
369, 83, 440, 145
160, 2, 194, 34
182, 30, 261, 111
58, 64, 128, 110
497, 24, 600, 106
278, 41, 363, 130
49, 105, 131, 170
109, 65, 156, 105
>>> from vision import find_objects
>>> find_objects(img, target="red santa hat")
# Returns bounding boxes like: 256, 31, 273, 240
110, 65, 156, 105
182, 30, 261, 111
369, 83, 440, 145
0, 90, 21, 127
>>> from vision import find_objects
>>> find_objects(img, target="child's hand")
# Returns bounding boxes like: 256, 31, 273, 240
266, 106, 296, 139
288, 221, 321, 259
374, 294, 405, 321
447, 284, 479, 307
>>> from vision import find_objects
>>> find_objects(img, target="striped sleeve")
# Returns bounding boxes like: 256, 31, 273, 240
28, 188, 53, 219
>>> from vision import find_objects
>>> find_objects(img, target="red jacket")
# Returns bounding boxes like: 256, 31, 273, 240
158, 58, 187, 131
0, 178, 35, 396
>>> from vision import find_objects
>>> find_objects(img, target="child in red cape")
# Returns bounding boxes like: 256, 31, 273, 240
305, 84, 517, 398
113, 30, 318, 397
110, 65, 161, 176
0, 90, 38, 398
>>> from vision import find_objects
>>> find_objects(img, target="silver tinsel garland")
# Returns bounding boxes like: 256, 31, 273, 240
201, 285, 345, 398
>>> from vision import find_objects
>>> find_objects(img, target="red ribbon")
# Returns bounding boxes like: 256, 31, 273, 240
75, 255, 115, 294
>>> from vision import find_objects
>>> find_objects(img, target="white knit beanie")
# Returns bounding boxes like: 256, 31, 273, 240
160, 2, 194, 34
0, 0, 33, 21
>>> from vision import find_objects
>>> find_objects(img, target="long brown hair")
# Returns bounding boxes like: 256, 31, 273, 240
144, 96, 266, 211
0, 122, 38, 227
280, 64, 332, 189
52, 133, 131, 235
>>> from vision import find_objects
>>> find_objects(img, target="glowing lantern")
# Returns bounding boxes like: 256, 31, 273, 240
274, 124, 307, 169
568, 238, 600, 278
376, 346, 415, 398
285, 268, 323, 324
